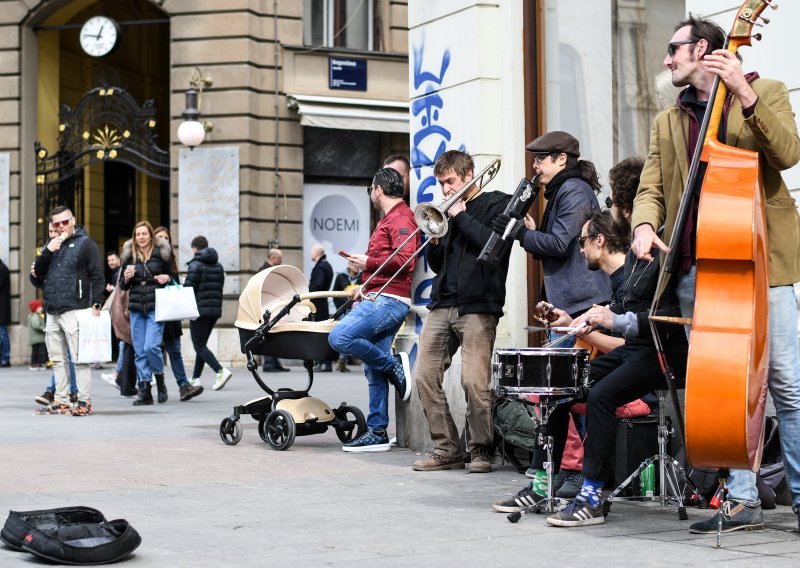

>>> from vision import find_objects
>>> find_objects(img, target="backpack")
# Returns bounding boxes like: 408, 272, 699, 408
492, 398, 538, 472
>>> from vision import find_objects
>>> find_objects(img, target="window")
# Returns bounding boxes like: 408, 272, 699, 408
304, 0, 374, 51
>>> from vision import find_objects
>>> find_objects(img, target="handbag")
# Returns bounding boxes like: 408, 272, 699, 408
76, 309, 112, 363
155, 281, 199, 322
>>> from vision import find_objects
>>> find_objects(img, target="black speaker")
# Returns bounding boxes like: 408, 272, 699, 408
610, 415, 671, 495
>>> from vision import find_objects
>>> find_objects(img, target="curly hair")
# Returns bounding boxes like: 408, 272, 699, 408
608, 157, 644, 212
582, 210, 630, 255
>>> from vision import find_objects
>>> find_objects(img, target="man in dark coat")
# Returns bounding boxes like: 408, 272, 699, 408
0, 258, 10, 367
257, 247, 289, 372
308, 243, 333, 372
183, 235, 231, 391
31, 206, 105, 416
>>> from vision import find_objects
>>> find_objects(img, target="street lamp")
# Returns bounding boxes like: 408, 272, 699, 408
177, 67, 214, 149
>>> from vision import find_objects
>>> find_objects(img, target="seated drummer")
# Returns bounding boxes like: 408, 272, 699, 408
492, 158, 688, 527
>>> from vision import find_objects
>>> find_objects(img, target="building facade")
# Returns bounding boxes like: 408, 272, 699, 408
0, 0, 410, 364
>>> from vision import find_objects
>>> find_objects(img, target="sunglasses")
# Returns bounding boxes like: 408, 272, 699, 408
532, 152, 553, 164
366, 185, 374, 195
605, 196, 613, 208
667, 40, 696, 58
52, 217, 73, 228
577, 235, 591, 248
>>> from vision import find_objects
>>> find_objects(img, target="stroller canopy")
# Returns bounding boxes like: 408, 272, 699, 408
235, 265, 313, 330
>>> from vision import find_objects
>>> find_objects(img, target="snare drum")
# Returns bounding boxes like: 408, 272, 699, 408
493, 348, 590, 397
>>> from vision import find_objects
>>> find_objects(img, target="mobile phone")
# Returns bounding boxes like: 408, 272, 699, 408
338, 250, 350, 258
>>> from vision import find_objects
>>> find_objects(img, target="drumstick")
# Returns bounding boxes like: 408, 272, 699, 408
542, 322, 589, 348
525, 326, 575, 333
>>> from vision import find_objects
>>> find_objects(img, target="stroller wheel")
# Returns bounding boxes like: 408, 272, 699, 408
219, 417, 243, 445
335, 405, 367, 443
261, 410, 296, 450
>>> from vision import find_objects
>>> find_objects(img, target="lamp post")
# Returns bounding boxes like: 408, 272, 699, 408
177, 68, 214, 149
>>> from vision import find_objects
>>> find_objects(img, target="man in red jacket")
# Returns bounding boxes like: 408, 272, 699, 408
328, 167, 419, 452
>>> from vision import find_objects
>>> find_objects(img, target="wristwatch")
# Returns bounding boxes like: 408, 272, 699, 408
92, 302, 102, 310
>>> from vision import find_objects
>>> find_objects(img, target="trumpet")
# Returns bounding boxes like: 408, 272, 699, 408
331, 158, 501, 318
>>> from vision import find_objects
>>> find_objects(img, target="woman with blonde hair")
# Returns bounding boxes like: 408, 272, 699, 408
119, 221, 172, 405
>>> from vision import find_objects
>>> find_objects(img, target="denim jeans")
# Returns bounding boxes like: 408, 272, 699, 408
47, 352, 78, 394
679, 267, 800, 510
113, 340, 125, 373
163, 336, 189, 387
129, 310, 165, 385
328, 296, 409, 432
0, 324, 9, 363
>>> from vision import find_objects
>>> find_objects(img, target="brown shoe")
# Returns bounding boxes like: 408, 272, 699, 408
468, 445, 492, 473
413, 453, 465, 471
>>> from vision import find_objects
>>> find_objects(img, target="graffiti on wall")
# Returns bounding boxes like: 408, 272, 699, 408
408, 34, 466, 366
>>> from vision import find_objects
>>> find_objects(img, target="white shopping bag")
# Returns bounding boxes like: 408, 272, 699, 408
76, 309, 112, 363
155, 283, 199, 322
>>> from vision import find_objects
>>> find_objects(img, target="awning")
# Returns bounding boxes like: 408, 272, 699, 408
286, 94, 410, 133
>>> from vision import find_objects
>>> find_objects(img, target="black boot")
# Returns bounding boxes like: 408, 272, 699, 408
133, 382, 154, 406
154, 373, 168, 403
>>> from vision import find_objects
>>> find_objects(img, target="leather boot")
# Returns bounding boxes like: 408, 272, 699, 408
133, 382, 154, 406
154, 373, 168, 403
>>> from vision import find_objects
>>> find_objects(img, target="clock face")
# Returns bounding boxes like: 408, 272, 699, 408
80, 16, 119, 57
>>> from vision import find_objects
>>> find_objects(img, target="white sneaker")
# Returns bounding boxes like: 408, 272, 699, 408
213, 368, 233, 391
100, 372, 117, 385
188, 377, 201, 387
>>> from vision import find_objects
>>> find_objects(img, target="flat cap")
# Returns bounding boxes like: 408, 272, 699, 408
525, 131, 580, 156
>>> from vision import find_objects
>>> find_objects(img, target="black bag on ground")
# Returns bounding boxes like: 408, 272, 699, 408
756, 416, 787, 509
115, 342, 138, 397
2, 507, 141, 565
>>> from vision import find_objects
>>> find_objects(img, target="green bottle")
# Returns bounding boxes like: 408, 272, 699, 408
640, 463, 655, 497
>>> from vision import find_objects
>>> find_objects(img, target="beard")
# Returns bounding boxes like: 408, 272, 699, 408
586, 257, 602, 271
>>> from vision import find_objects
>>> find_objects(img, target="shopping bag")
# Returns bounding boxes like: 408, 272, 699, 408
76, 309, 112, 363
155, 283, 199, 322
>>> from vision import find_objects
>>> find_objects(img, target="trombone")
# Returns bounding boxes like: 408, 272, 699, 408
331, 158, 501, 319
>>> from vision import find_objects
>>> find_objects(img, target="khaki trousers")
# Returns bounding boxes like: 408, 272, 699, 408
415, 308, 498, 456
45, 310, 93, 403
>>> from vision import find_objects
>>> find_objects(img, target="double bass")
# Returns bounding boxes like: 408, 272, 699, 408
653, 0, 777, 471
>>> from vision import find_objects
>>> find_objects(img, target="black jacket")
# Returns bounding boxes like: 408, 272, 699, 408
428, 191, 512, 317
309, 255, 333, 320
32, 225, 105, 315
611, 250, 685, 347
119, 238, 172, 314
0, 259, 9, 325
184, 247, 225, 319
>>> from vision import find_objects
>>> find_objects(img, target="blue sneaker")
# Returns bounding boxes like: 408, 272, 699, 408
342, 430, 391, 453
387, 352, 412, 401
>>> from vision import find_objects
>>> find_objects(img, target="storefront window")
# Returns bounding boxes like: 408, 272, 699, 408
542, 0, 685, 186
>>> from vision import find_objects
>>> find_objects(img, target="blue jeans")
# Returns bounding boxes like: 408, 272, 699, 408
47, 352, 78, 394
679, 267, 800, 510
129, 310, 165, 385
0, 324, 9, 363
328, 296, 409, 432
163, 336, 189, 387
114, 340, 125, 373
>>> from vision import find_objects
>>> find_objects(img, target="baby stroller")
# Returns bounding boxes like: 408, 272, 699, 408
219, 265, 366, 450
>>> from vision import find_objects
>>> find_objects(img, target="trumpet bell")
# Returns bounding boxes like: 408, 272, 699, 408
415, 204, 448, 238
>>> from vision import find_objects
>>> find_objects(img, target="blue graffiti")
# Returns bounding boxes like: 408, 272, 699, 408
411, 37, 457, 308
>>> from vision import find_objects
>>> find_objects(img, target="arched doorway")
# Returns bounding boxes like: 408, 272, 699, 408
31, 0, 170, 254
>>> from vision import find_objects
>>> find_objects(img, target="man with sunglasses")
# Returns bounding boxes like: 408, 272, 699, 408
328, 167, 417, 452
632, 15, 800, 533
31, 206, 105, 416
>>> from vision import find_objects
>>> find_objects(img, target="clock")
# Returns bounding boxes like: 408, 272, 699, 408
79, 16, 120, 57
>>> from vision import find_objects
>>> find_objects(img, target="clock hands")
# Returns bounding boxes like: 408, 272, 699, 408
95, 25, 104, 40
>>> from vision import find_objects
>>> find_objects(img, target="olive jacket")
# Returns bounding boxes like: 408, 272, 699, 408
632, 77, 800, 286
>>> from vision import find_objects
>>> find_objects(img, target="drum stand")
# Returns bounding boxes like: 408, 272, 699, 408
507, 397, 565, 523
603, 390, 703, 520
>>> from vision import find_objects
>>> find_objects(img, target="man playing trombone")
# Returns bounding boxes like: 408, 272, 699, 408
413, 150, 512, 474
328, 167, 418, 453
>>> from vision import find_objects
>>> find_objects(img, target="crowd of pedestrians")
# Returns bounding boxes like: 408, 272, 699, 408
9, 206, 235, 415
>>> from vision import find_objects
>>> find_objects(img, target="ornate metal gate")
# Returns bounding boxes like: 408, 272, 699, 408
35, 86, 170, 246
